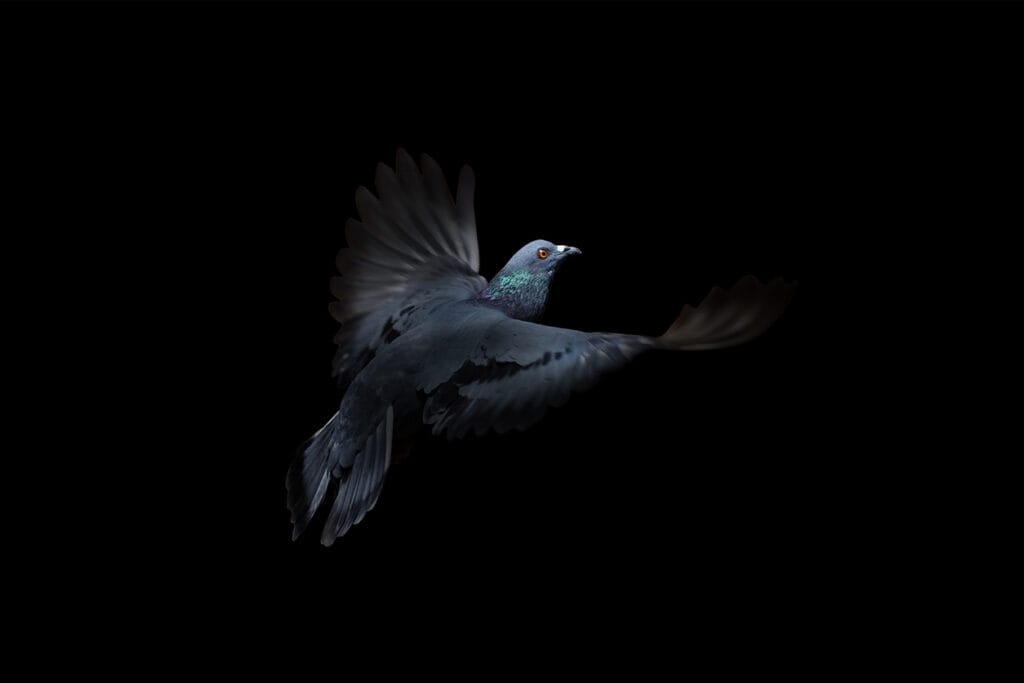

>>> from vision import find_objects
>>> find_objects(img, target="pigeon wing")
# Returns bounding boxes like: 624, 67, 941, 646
422, 314, 654, 439
330, 149, 486, 387
423, 276, 794, 438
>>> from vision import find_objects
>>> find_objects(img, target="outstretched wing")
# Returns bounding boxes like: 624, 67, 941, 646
329, 149, 486, 387
423, 276, 795, 439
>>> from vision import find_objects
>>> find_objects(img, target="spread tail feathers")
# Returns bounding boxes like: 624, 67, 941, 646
286, 406, 395, 545
286, 413, 339, 541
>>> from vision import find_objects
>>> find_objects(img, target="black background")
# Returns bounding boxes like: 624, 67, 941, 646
11, 0, 1013, 649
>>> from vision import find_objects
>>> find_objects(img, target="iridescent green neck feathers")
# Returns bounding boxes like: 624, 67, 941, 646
478, 268, 553, 321
474, 239, 582, 322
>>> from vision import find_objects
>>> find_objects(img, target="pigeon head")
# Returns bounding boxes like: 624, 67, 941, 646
504, 239, 583, 274
477, 239, 582, 321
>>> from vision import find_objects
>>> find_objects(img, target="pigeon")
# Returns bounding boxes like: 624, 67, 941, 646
287, 150, 795, 545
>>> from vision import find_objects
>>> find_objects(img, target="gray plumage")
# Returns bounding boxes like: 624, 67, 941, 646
287, 150, 795, 545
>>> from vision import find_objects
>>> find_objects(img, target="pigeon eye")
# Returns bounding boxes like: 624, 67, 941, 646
537, 248, 549, 260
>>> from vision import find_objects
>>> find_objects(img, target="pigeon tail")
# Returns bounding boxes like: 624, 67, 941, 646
287, 403, 396, 545
286, 412, 340, 541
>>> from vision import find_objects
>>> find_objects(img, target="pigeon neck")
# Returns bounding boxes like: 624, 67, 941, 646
476, 267, 552, 321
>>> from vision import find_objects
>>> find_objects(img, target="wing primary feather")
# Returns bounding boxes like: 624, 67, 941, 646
329, 152, 484, 388
455, 165, 479, 271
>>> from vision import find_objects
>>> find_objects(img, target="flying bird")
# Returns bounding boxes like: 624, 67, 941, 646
287, 150, 795, 545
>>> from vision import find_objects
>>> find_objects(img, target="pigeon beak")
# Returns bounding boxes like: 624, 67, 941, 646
555, 245, 582, 256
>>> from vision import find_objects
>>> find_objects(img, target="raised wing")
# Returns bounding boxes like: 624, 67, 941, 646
329, 149, 485, 387
423, 277, 794, 439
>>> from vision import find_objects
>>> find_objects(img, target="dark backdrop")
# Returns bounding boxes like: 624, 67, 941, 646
17, 1, 1004, 641
168, 11, 839, 612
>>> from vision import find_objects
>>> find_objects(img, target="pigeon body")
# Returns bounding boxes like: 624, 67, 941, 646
287, 150, 795, 545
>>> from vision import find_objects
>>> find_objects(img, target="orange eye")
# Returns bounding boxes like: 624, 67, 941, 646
537, 248, 549, 260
